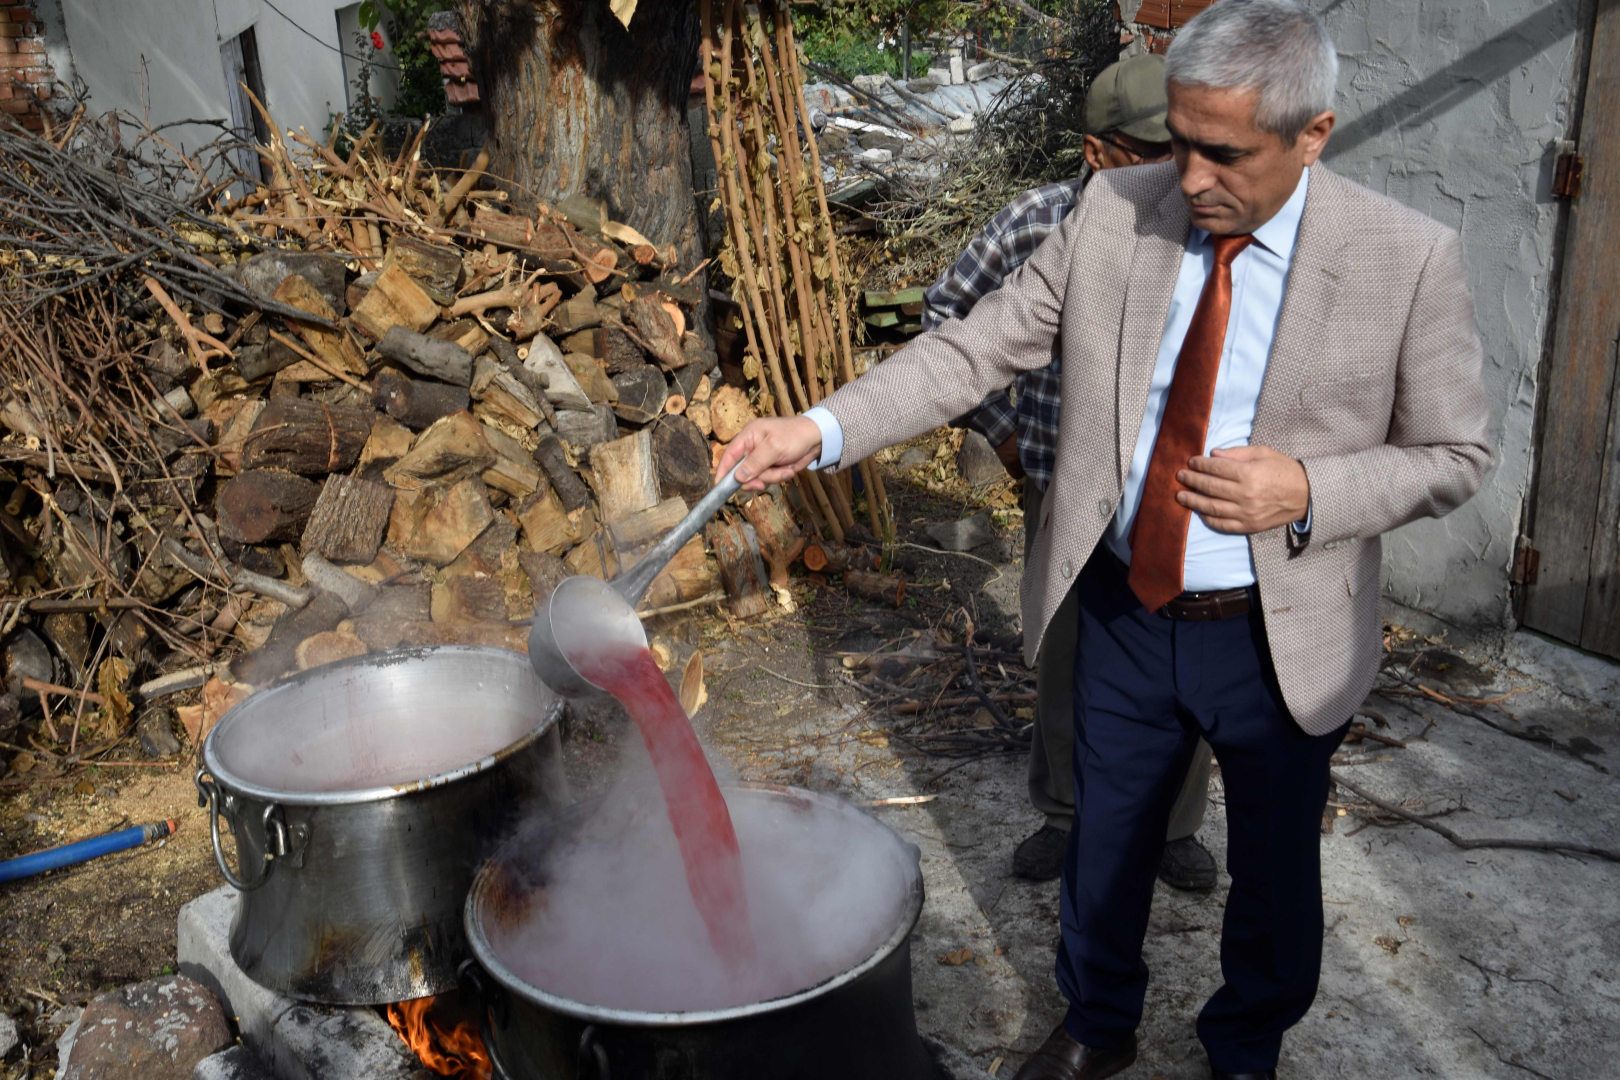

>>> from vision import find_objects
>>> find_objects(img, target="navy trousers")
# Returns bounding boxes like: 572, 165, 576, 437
1056, 547, 1348, 1073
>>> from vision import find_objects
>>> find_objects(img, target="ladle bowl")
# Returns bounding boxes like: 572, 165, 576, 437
529, 466, 741, 698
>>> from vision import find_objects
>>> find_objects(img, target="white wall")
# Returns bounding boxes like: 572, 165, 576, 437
56, 0, 405, 160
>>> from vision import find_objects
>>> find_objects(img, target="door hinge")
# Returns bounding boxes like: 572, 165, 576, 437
1512, 539, 1540, 586
1553, 140, 1584, 199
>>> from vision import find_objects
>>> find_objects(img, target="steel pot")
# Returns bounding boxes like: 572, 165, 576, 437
462, 784, 934, 1080
195, 645, 568, 1004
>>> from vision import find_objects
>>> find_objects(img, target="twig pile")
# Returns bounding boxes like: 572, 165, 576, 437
701, 0, 892, 546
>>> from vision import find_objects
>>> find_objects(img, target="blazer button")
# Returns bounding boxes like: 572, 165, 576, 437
1098, 498, 1114, 519
1062, 560, 1074, 579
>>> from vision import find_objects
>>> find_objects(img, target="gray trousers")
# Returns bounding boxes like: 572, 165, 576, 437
1024, 484, 1214, 839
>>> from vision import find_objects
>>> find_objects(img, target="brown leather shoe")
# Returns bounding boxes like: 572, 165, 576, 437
1012, 1025, 1137, 1080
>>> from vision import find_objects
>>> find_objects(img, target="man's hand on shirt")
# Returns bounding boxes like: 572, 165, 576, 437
1176, 445, 1310, 534
715, 416, 823, 491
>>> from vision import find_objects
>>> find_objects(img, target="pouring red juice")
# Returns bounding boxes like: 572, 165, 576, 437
570, 643, 757, 970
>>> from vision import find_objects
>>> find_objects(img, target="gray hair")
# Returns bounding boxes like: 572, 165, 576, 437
1164, 0, 1338, 144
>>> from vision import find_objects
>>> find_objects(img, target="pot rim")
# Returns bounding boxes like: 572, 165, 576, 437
463, 782, 925, 1027
201, 645, 563, 807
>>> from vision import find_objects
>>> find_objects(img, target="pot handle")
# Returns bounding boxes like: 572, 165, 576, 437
195, 769, 274, 892
460, 960, 516, 1080
577, 1026, 610, 1080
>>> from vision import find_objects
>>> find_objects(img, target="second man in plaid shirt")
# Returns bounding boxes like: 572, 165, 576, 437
924, 53, 1219, 890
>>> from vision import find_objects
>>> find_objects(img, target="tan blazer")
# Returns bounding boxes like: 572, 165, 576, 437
821, 162, 1492, 735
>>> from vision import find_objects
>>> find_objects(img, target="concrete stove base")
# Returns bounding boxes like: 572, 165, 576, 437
177, 887, 432, 1080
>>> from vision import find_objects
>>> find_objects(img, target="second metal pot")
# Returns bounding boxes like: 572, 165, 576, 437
195, 645, 568, 1004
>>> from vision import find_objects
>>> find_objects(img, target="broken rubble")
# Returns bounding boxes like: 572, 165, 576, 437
59, 975, 233, 1080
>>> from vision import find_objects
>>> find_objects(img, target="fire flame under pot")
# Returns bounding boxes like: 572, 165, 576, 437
461, 784, 935, 1080
195, 646, 569, 1004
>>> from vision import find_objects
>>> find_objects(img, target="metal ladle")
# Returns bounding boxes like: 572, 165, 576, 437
528, 466, 743, 698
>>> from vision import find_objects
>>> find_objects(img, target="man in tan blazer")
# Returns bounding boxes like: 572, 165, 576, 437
717, 2, 1491, 1077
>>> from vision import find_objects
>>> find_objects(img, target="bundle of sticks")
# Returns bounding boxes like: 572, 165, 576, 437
701, 0, 893, 547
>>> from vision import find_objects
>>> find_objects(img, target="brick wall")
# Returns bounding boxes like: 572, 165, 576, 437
0, 5, 55, 132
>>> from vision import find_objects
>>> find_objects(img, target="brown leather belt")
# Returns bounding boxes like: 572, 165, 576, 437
1098, 547, 1254, 621
1159, 586, 1254, 621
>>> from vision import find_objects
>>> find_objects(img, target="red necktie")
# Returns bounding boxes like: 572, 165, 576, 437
1128, 233, 1254, 612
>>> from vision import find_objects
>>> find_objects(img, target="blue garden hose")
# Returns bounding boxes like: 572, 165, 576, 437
0, 819, 177, 884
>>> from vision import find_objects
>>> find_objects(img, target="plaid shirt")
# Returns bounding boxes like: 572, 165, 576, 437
923, 174, 1089, 491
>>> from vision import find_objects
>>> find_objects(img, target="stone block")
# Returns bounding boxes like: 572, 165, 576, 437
851, 73, 887, 92
177, 888, 432, 1079
926, 511, 995, 553
857, 129, 907, 154
966, 61, 999, 82
859, 147, 893, 164
60, 975, 233, 1079
927, 67, 953, 86
192, 1046, 275, 1080
955, 429, 1006, 488
948, 115, 975, 134
949, 55, 964, 83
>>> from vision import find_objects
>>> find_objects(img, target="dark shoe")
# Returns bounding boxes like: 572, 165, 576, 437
1013, 1026, 1136, 1080
1211, 1071, 1276, 1079
1158, 835, 1217, 891
1013, 824, 1069, 881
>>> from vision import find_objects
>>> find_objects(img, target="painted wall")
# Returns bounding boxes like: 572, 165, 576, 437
51, 0, 404, 159
1318, 0, 1587, 630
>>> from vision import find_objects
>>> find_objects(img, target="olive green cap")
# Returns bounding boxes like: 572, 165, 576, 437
1083, 53, 1170, 143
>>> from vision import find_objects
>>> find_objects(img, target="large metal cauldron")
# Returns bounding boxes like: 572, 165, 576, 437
195, 646, 568, 1004
462, 784, 934, 1080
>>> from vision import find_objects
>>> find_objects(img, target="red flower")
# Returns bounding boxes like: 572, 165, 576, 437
370, 30, 385, 50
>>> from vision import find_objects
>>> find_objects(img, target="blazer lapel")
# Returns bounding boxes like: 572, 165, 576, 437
1116, 181, 1190, 481
1252, 168, 1352, 448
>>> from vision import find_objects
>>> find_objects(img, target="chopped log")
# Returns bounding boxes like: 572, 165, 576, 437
385, 233, 462, 298
350, 263, 439, 340
522, 335, 592, 410
377, 326, 474, 385
375, 368, 471, 430
397, 620, 528, 652
691, 373, 713, 402
429, 318, 489, 357
272, 273, 365, 376
301, 475, 393, 564
565, 353, 618, 405
845, 569, 906, 607
357, 414, 415, 475
705, 518, 771, 619
518, 550, 571, 607
295, 628, 368, 671
590, 429, 660, 522
231, 591, 349, 685
214, 398, 267, 474
471, 356, 547, 429
470, 203, 534, 246
531, 433, 591, 511
802, 543, 872, 574
241, 398, 374, 475
515, 484, 591, 555
686, 400, 712, 437
626, 295, 686, 369
479, 422, 543, 497
351, 583, 432, 650
679, 649, 706, 718
300, 551, 380, 613
216, 469, 321, 545
672, 364, 707, 401
601, 325, 647, 374
641, 536, 719, 610
549, 291, 602, 335
399, 478, 495, 567
608, 496, 688, 569
553, 404, 620, 447
385, 409, 495, 490
664, 394, 687, 415
610, 364, 668, 425
235, 335, 299, 382
432, 566, 509, 624
740, 492, 805, 588
565, 528, 619, 580
505, 281, 564, 340
651, 414, 712, 505
709, 384, 756, 443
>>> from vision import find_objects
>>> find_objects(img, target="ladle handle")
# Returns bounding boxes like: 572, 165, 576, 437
612, 465, 743, 608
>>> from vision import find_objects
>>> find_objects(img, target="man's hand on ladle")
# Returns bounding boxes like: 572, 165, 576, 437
714, 416, 824, 492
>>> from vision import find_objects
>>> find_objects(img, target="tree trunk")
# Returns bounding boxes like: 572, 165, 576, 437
462, 0, 705, 272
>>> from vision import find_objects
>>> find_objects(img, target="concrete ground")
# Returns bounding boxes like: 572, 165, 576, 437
693, 591, 1620, 1080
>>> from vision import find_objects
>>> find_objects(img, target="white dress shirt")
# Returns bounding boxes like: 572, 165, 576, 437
806, 168, 1312, 590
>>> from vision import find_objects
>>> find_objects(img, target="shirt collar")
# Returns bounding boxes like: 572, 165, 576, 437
1190, 166, 1311, 259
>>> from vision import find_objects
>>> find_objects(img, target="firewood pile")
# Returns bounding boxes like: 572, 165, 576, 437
0, 104, 847, 761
